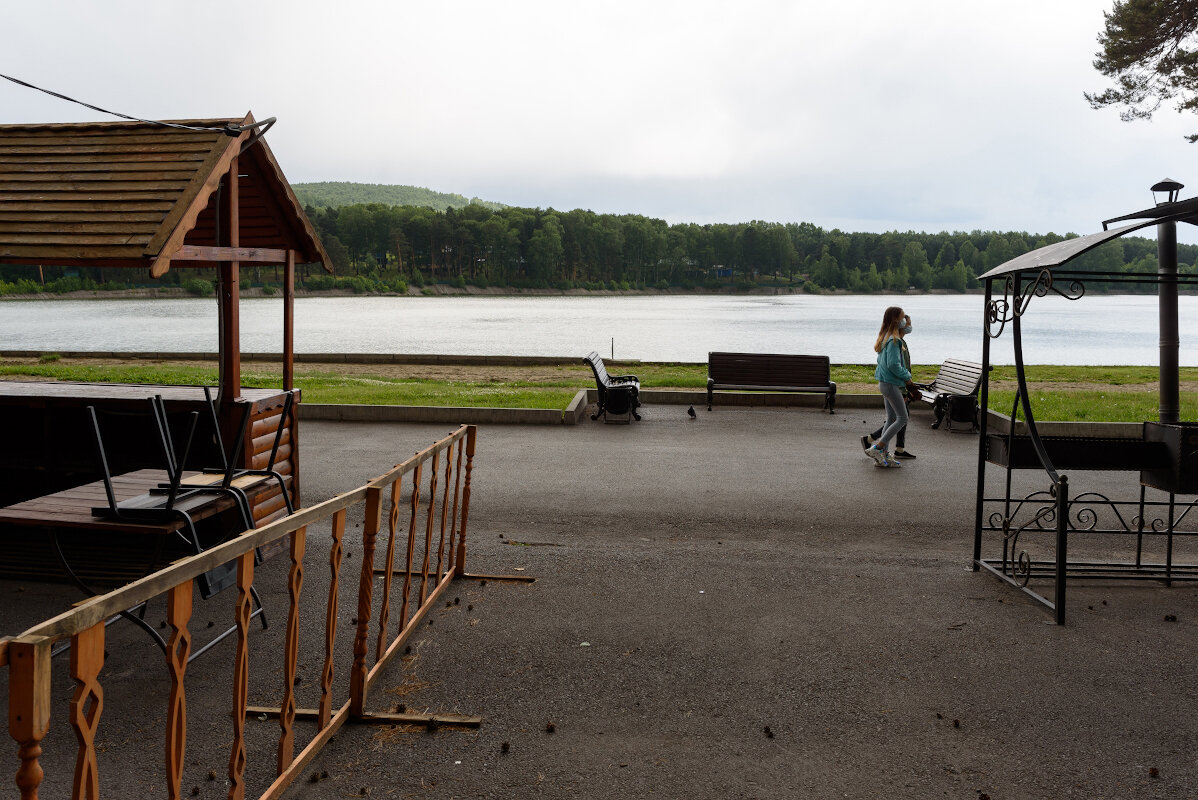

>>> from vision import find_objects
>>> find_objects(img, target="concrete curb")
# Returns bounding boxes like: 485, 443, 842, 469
299, 390, 887, 426
0, 350, 686, 367
299, 390, 593, 426
299, 403, 564, 425
640, 389, 884, 410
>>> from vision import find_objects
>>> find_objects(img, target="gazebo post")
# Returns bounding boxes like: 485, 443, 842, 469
218, 157, 241, 404
284, 249, 295, 392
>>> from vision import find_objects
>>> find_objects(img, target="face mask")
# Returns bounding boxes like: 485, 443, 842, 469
900, 317, 912, 335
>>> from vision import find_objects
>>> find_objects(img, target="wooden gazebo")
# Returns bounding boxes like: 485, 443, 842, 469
0, 114, 329, 528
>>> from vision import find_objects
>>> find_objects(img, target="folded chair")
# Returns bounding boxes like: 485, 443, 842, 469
83, 396, 267, 661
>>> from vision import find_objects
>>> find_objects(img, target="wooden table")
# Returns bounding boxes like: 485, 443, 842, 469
0, 469, 258, 534
0, 381, 300, 524
0, 469, 276, 658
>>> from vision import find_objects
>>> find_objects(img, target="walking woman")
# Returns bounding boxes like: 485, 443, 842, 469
865, 306, 915, 468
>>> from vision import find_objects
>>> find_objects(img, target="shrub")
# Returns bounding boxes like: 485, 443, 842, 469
655, 279, 670, 290
261, 285, 277, 296
46, 276, 95, 293
182, 278, 215, 296
452, 275, 466, 289
335, 276, 369, 294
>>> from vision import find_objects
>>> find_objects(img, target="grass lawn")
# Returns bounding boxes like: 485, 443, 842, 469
2, 359, 1196, 421
0, 362, 577, 410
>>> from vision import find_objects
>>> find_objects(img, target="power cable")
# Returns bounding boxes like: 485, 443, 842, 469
0, 72, 274, 139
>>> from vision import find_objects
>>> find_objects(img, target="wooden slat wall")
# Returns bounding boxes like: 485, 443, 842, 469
241, 398, 300, 544
0, 124, 229, 261
184, 152, 291, 250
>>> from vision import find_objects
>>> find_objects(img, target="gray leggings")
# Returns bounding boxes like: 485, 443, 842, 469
876, 381, 909, 448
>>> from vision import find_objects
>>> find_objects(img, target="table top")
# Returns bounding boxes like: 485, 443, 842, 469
0, 469, 272, 534
0, 381, 294, 412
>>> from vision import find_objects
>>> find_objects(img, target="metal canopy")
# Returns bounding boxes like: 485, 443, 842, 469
977, 221, 1153, 280
973, 183, 1198, 625
978, 198, 1198, 281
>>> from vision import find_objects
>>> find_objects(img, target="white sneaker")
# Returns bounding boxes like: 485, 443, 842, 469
865, 444, 887, 466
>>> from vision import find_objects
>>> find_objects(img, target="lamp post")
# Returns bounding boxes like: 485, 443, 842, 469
1153, 179, 1184, 424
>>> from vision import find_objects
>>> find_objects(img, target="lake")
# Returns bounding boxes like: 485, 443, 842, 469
0, 293, 1195, 365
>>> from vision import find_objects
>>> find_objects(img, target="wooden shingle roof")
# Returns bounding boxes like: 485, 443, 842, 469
0, 113, 329, 275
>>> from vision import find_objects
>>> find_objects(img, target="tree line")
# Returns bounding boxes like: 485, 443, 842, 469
303, 202, 1198, 293
4, 201, 1197, 296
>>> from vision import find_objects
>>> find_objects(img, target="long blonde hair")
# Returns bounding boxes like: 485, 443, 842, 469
873, 306, 905, 353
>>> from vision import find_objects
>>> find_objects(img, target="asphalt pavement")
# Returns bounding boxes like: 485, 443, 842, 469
4, 402, 1195, 799
285, 404, 1197, 800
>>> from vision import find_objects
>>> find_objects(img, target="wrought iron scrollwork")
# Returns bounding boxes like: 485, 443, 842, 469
1016, 550, 1033, 587
986, 270, 1086, 339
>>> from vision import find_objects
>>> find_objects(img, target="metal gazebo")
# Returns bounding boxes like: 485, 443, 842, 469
974, 180, 1198, 623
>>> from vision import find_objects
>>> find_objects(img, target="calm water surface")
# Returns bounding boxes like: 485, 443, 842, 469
1, 293, 1194, 365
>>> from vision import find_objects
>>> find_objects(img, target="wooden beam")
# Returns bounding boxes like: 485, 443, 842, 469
246, 706, 482, 728
284, 249, 295, 392
147, 118, 249, 277
218, 157, 241, 403
174, 245, 287, 263
0, 256, 153, 268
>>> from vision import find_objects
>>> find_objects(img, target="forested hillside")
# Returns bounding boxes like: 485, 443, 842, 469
302, 202, 1198, 293
4, 198, 1196, 297
293, 182, 505, 212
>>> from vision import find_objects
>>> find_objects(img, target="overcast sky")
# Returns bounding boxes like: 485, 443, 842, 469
4, 1, 1197, 240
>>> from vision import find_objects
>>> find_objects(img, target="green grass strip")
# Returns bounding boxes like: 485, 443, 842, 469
0, 364, 576, 410
4, 361, 1198, 419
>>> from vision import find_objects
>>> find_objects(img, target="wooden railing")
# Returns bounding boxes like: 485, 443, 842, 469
2, 424, 477, 800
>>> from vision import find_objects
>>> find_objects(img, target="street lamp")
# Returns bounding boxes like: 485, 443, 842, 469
1151, 179, 1185, 423
1151, 178, 1183, 206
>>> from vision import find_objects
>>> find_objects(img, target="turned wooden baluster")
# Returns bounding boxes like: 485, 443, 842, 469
375, 480, 401, 661
69, 623, 104, 800
228, 552, 254, 800
418, 451, 440, 606
8, 635, 50, 800
350, 487, 381, 717
319, 510, 346, 730
455, 427, 476, 576
398, 464, 422, 632
444, 439, 465, 578
433, 440, 457, 584
166, 582, 193, 800
278, 526, 306, 774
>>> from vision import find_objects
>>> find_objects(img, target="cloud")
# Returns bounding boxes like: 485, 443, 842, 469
4, 0, 1198, 241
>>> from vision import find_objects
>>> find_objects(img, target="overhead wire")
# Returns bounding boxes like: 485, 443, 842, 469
0, 72, 275, 139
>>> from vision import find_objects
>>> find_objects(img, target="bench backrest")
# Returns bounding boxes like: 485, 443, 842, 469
583, 351, 612, 387
931, 359, 985, 396
708, 352, 831, 387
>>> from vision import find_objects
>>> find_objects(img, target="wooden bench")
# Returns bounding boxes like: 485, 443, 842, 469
915, 359, 986, 431
706, 352, 837, 413
584, 351, 642, 422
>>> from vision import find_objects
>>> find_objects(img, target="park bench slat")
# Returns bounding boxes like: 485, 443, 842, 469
706, 352, 837, 412
916, 358, 986, 431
